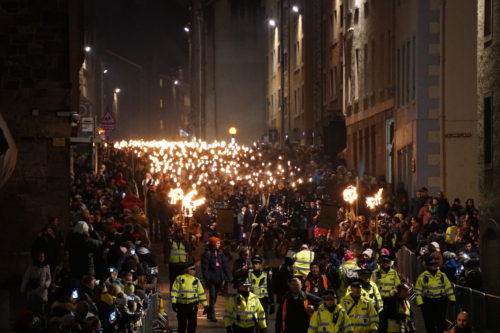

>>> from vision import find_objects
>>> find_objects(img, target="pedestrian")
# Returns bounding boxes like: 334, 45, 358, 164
20, 251, 52, 315
202, 236, 230, 322
171, 263, 209, 333
384, 284, 416, 332
302, 262, 330, 298
340, 280, 379, 333
338, 250, 359, 296
293, 244, 315, 277
223, 275, 267, 333
167, 227, 190, 290
276, 278, 319, 333
444, 311, 473, 333
415, 257, 456, 333
308, 289, 351, 333
250, 256, 274, 319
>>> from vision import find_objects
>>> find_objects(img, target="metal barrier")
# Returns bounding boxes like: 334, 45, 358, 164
395, 246, 500, 333
137, 292, 162, 333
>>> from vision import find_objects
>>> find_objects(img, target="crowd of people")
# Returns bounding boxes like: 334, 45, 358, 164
16, 140, 480, 333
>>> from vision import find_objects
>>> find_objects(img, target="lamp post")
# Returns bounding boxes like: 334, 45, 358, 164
229, 126, 237, 144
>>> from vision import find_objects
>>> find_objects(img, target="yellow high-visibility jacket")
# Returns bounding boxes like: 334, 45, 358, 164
171, 273, 207, 306
168, 240, 188, 263
308, 303, 353, 333
251, 271, 269, 299
294, 250, 315, 277
387, 299, 412, 333
338, 260, 360, 295
223, 292, 267, 329
340, 294, 379, 333
371, 267, 401, 298
415, 269, 455, 305
345, 281, 383, 313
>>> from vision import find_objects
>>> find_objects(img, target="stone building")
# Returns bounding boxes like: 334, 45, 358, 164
477, 0, 500, 300
343, 0, 395, 179
0, 0, 82, 281
190, 0, 267, 144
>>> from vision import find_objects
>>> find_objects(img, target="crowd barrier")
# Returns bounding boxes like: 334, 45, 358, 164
137, 292, 162, 333
395, 246, 500, 332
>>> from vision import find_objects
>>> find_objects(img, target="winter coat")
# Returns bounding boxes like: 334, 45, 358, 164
201, 248, 230, 285
66, 232, 102, 278
20, 263, 51, 301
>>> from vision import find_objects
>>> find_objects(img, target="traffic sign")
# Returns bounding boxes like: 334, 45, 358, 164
101, 111, 115, 130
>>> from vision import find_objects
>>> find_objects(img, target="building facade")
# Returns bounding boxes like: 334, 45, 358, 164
190, 0, 267, 144
477, 0, 500, 299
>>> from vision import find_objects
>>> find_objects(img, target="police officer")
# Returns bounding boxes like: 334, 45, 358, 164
385, 284, 416, 333
250, 256, 274, 319
415, 257, 455, 333
294, 244, 315, 277
371, 255, 401, 331
345, 269, 383, 313
340, 280, 379, 333
171, 263, 208, 333
308, 290, 351, 333
224, 276, 267, 333
167, 228, 189, 290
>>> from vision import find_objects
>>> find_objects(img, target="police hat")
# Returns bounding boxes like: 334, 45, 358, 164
233, 276, 251, 288
380, 255, 391, 263
322, 290, 337, 300
425, 256, 438, 266
184, 263, 196, 271
251, 256, 263, 264
350, 280, 363, 288
356, 268, 371, 275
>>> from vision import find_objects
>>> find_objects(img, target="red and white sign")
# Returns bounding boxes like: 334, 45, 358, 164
100, 111, 115, 130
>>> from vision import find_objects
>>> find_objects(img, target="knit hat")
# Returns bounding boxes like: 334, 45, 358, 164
362, 249, 373, 259
379, 248, 390, 256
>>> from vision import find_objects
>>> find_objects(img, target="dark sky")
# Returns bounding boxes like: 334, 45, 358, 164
90, 0, 190, 74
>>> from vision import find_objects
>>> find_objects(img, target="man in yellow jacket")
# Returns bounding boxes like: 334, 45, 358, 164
371, 255, 401, 331
415, 257, 455, 333
345, 269, 383, 313
171, 263, 208, 333
224, 275, 267, 333
294, 244, 315, 277
308, 289, 352, 333
340, 280, 378, 333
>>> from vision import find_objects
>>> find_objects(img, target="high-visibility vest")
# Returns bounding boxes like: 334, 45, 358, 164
376, 234, 397, 250
371, 268, 401, 298
294, 250, 315, 277
251, 272, 268, 299
445, 225, 458, 244
169, 240, 187, 263
170, 273, 208, 306
414, 269, 456, 305
387, 299, 411, 333
282, 297, 310, 332
304, 275, 328, 294
340, 294, 379, 333
223, 292, 267, 329
346, 281, 384, 313
308, 304, 351, 333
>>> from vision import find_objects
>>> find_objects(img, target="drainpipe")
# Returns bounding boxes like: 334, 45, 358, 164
440, 0, 447, 193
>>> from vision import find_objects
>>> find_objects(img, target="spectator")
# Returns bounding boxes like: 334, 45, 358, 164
20, 251, 52, 314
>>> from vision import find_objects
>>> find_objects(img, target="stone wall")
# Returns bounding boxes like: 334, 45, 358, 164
0, 0, 82, 277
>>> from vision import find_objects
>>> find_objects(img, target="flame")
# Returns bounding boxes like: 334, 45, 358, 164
343, 185, 358, 204
366, 188, 383, 209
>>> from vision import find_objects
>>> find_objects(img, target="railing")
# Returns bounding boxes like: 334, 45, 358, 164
395, 246, 500, 333
137, 292, 166, 333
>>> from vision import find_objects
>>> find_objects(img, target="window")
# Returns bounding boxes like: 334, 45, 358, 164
402, 44, 406, 105
330, 68, 336, 97
355, 48, 360, 100
485, 0, 493, 38
159, 78, 163, 87
396, 48, 400, 107
323, 73, 327, 103
294, 41, 300, 69
412, 36, 416, 100
329, 13, 334, 43
371, 39, 375, 93
353, 132, 358, 169
301, 85, 305, 112
294, 89, 298, 114
340, 5, 344, 27
364, 43, 368, 95
371, 125, 376, 174
364, 127, 370, 174
406, 40, 410, 104
160, 99, 164, 108
484, 96, 493, 165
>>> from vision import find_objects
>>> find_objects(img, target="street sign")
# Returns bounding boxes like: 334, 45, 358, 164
81, 117, 94, 132
101, 111, 115, 130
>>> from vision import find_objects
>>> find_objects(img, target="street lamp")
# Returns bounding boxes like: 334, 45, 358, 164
292, 5, 299, 13
184, 26, 190, 33
84, 46, 91, 52
268, 19, 276, 27
114, 88, 121, 93
229, 126, 237, 144
174, 80, 179, 85
103, 69, 108, 74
